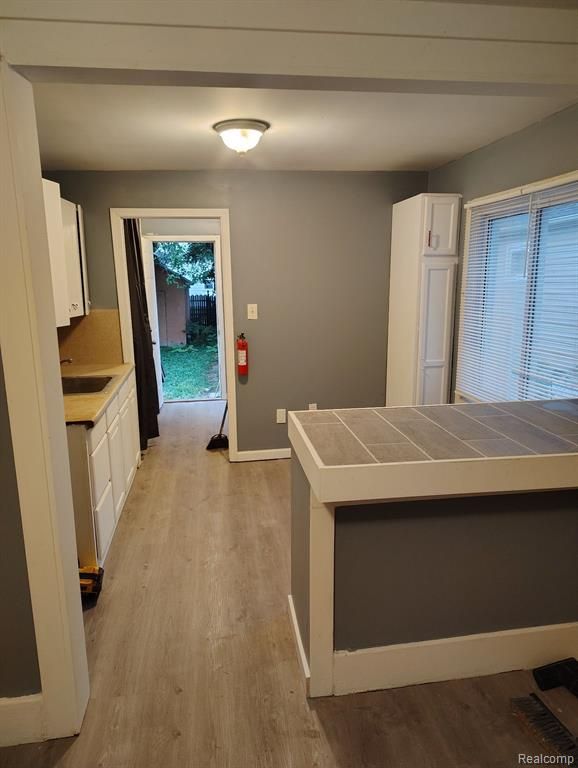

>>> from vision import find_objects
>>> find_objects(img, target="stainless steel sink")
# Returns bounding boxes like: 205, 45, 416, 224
61, 376, 113, 395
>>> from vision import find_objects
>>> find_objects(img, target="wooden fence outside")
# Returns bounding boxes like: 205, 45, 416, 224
189, 293, 217, 327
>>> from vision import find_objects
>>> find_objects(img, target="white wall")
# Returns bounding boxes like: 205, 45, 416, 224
141, 217, 220, 236
1, 1, 576, 96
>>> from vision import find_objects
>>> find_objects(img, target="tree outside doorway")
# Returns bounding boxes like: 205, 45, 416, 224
154, 241, 221, 401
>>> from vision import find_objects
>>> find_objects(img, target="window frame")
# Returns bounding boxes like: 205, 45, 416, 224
455, 170, 578, 404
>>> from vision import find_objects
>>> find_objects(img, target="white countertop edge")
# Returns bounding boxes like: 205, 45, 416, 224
288, 413, 578, 504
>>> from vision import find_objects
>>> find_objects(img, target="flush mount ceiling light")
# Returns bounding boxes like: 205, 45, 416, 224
213, 119, 270, 154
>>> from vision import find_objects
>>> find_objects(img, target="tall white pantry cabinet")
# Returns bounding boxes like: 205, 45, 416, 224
386, 193, 461, 406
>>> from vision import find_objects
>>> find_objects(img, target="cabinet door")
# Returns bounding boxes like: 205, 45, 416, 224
94, 481, 115, 564
120, 399, 136, 490
61, 198, 85, 317
42, 179, 70, 327
421, 195, 460, 256
89, 431, 112, 508
417, 259, 457, 405
107, 414, 126, 522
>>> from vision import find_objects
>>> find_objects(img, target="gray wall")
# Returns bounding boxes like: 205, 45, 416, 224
428, 103, 578, 394
428, 104, 578, 202
0, 352, 41, 697
50, 170, 426, 451
334, 490, 578, 651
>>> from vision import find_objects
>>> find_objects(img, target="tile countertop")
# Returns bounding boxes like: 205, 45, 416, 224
61, 362, 135, 427
288, 400, 578, 504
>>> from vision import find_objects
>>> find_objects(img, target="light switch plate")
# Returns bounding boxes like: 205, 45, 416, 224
247, 303, 258, 320
276, 408, 286, 424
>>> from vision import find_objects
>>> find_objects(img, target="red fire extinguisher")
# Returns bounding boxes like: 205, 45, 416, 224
237, 333, 248, 376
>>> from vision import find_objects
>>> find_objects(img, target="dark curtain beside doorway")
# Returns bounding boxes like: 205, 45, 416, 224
124, 219, 160, 450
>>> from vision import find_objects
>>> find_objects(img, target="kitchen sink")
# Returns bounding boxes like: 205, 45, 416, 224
61, 376, 113, 395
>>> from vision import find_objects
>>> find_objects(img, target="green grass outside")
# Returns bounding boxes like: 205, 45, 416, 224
160, 343, 220, 401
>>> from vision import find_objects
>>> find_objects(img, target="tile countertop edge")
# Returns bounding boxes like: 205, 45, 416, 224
62, 363, 135, 427
288, 412, 578, 504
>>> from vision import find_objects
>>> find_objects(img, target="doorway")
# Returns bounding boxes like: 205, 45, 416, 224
141, 235, 227, 405
110, 208, 239, 460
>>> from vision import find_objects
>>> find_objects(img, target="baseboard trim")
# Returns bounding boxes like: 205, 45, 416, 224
333, 622, 578, 696
233, 448, 291, 462
288, 595, 310, 681
0, 694, 44, 747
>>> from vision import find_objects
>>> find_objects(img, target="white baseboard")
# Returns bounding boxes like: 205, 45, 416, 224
287, 595, 310, 680
233, 448, 291, 462
0, 694, 44, 747
333, 622, 578, 696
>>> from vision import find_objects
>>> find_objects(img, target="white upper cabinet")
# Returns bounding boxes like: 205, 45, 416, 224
42, 179, 70, 327
61, 198, 90, 317
386, 192, 461, 407
421, 194, 460, 256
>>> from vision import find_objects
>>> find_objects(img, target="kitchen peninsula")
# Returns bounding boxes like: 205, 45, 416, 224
288, 401, 578, 697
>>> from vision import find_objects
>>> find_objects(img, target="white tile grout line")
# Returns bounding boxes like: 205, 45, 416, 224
436, 405, 536, 456
459, 402, 577, 452
401, 407, 487, 459
352, 410, 437, 462
300, 400, 578, 466
331, 412, 381, 464
503, 402, 578, 433
533, 401, 578, 426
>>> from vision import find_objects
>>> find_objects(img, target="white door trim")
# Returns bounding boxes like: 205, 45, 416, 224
110, 208, 238, 459
1, 62, 89, 746
140, 238, 164, 408
142, 234, 227, 402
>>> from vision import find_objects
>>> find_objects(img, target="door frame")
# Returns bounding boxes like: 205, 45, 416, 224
140, 237, 164, 409
1, 62, 89, 746
142, 234, 227, 403
110, 208, 238, 459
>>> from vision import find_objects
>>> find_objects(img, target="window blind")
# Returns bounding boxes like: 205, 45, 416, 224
457, 180, 578, 402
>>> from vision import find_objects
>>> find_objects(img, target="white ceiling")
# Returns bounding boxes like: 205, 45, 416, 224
33, 83, 575, 172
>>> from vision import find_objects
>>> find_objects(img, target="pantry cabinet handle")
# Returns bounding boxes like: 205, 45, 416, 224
427, 230, 432, 248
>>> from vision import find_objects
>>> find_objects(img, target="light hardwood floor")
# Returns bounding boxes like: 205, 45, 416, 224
1, 401, 574, 768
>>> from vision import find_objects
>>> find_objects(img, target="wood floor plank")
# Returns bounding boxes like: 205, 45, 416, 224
1, 401, 573, 768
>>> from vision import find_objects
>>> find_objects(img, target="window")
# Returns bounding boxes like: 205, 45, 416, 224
457, 180, 578, 402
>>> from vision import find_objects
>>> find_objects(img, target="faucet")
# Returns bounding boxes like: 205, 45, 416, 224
60, 358, 73, 365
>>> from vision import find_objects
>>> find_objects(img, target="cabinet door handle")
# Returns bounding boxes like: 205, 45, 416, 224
427, 230, 432, 248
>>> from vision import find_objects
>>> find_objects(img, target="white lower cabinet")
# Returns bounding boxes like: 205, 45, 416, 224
120, 398, 136, 490
67, 371, 140, 568
89, 432, 111, 507
94, 481, 115, 562
107, 413, 126, 522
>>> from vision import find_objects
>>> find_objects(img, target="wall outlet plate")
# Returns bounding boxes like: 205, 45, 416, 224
308, 403, 317, 410
276, 408, 286, 424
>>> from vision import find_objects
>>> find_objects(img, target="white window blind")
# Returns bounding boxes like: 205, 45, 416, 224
457, 180, 578, 402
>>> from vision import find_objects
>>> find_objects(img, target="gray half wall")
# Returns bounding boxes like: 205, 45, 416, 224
334, 490, 578, 652
49, 170, 426, 451
0, 352, 41, 697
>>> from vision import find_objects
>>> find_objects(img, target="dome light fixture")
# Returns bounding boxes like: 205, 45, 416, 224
213, 119, 270, 154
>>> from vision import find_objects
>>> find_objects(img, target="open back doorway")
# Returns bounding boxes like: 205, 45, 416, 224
141, 234, 227, 405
